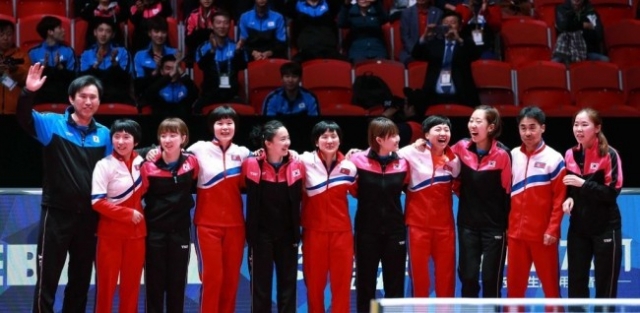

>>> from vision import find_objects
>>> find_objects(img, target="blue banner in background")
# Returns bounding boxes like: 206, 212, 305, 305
1, 192, 639, 312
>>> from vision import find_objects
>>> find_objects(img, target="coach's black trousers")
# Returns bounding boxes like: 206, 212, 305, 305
457, 227, 507, 298
32, 206, 98, 313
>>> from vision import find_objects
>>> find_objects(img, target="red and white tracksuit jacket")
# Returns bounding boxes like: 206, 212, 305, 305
188, 140, 251, 313
300, 151, 357, 313
91, 152, 146, 313
398, 144, 460, 297
507, 142, 566, 298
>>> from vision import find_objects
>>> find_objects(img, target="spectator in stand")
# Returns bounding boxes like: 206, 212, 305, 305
435, 0, 464, 12
458, 0, 500, 59
193, 11, 248, 113
184, 0, 218, 65
28, 16, 77, 105
237, 0, 287, 61
133, 16, 177, 102
79, 18, 134, 105
399, 0, 443, 64
285, 0, 347, 63
0, 18, 30, 114
262, 62, 320, 116
411, 10, 481, 107
76, 0, 129, 49
236, 0, 287, 18
552, 0, 608, 64
338, 0, 389, 63
140, 54, 199, 117
129, 0, 172, 53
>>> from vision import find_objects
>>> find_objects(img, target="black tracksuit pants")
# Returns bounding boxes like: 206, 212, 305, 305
32, 206, 98, 313
248, 233, 298, 313
567, 228, 622, 298
145, 229, 191, 313
457, 226, 507, 298
355, 231, 407, 313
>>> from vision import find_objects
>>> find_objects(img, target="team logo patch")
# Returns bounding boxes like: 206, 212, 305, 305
393, 163, 401, 169
92, 136, 100, 143
134, 164, 140, 170
340, 168, 350, 175
231, 154, 241, 161
590, 162, 599, 170
488, 160, 496, 167
444, 164, 452, 171
293, 169, 301, 177
534, 162, 546, 168
182, 163, 191, 171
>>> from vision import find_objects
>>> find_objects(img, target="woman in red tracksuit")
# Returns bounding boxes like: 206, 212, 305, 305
140, 118, 199, 313
397, 115, 460, 298
350, 117, 410, 313
243, 120, 305, 313
452, 105, 511, 298
300, 120, 357, 313
187, 106, 251, 313
563, 108, 623, 304
91, 119, 145, 313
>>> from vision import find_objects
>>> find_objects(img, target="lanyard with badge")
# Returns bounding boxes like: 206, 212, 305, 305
215, 43, 234, 89
472, 14, 485, 45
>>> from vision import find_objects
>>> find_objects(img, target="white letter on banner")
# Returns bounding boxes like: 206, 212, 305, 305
7, 244, 37, 286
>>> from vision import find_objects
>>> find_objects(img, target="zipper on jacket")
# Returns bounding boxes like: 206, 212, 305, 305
172, 169, 178, 184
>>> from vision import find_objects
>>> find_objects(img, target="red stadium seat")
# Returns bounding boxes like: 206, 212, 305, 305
407, 61, 427, 90
624, 66, 640, 109
96, 103, 139, 115
301, 59, 353, 110
590, 0, 634, 28
501, 19, 552, 68
16, 0, 66, 18
322, 103, 368, 116
605, 19, 640, 69
471, 60, 515, 106
516, 61, 575, 116
533, 0, 564, 29
73, 19, 88, 55
0, 13, 14, 23
0, 0, 12, 16
354, 59, 405, 98
247, 58, 289, 114
425, 104, 475, 117
18, 14, 72, 51
201, 103, 256, 116
32, 103, 68, 114
569, 61, 625, 111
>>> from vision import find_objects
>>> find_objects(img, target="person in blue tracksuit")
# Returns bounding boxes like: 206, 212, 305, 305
262, 61, 320, 116
237, 0, 287, 60
17, 64, 111, 313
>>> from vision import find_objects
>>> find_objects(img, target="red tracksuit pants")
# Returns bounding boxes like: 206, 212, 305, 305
195, 225, 245, 313
302, 229, 353, 313
408, 226, 456, 297
95, 236, 145, 313
506, 237, 560, 297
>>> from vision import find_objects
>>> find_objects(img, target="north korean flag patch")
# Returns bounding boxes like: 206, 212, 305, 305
534, 162, 546, 168
340, 167, 350, 175
231, 154, 241, 161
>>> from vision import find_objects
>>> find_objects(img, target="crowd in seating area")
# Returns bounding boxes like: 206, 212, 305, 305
0, 0, 639, 118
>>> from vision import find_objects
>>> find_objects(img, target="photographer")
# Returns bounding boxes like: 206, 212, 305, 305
0, 18, 30, 114
552, 0, 607, 64
411, 10, 481, 108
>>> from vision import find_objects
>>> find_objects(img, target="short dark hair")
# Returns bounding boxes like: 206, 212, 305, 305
311, 120, 343, 146
249, 120, 285, 150
441, 10, 462, 24
147, 16, 168, 32
159, 54, 176, 67
92, 17, 116, 34
207, 105, 239, 133
421, 115, 451, 134
212, 10, 232, 22
280, 62, 302, 78
68, 75, 104, 99
36, 16, 62, 40
110, 119, 142, 144
517, 106, 546, 125
0, 19, 14, 33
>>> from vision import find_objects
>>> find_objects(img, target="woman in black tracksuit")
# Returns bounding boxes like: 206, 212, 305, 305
243, 120, 305, 313
563, 108, 623, 304
140, 118, 199, 313
350, 117, 410, 313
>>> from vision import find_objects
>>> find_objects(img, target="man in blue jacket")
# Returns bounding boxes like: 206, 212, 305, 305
262, 61, 320, 116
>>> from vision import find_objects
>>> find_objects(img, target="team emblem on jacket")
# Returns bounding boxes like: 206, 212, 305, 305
488, 160, 496, 167
182, 163, 191, 171
444, 164, 452, 171
92, 136, 100, 143
340, 168, 350, 175
534, 162, 546, 168
590, 162, 599, 170
293, 169, 301, 177
231, 154, 241, 161
393, 163, 401, 169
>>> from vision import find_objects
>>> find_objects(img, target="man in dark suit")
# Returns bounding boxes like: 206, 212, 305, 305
399, 0, 443, 64
411, 10, 481, 107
